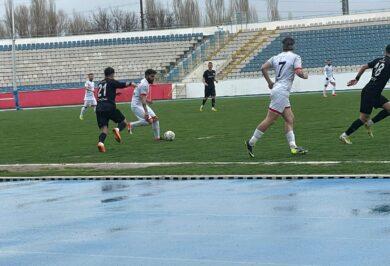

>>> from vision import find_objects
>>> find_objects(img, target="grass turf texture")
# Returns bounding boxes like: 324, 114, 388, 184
1, 90, 389, 175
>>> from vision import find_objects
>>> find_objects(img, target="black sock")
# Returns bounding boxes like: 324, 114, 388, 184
202, 98, 207, 105
345, 119, 364, 136
118, 121, 127, 131
372, 110, 389, 124
212, 98, 216, 107
99, 133, 107, 143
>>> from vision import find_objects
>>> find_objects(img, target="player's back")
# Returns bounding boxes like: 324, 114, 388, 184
268, 51, 302, 91
366, 56, 390, 93
131, 78, 150, 106
96, 78, 126, 111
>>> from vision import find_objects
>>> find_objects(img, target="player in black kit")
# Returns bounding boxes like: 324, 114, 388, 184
96, 67, 134, 152
200, 62, 218, 112
340, 44, 390, 144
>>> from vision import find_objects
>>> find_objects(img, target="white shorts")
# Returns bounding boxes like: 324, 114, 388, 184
83, 98, 97, 106
324, 77, 336, 86
269, 89, 290, 114
131, 104, 156, 121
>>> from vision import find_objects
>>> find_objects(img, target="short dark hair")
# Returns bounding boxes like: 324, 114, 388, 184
104, 67, 115, 77
208, 62, 213, 64
386, 44, 390, 54
145, 69, 157, 76
282, 37, 295, 51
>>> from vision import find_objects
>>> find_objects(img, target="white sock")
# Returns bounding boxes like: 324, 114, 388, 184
152, 120, 160, 139
80, 106, 87, 116
286, 131, 297, 149
249, 129, 264, 146
366, 119, 374, 126
131, 120, 149, 128
332, 86, 336, 94
93, 106, 96, 112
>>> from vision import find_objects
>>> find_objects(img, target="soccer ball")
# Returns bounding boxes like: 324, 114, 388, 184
164, 130, 175, 141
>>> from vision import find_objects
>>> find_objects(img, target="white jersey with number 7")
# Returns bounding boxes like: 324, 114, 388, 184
267, 51, 302, 92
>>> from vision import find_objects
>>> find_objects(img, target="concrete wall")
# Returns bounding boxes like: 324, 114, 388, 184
183, 71, 374, 98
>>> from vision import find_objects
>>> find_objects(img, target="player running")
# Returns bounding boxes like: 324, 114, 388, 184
96, 67, 134, 153
245, 37, 309, 158
323, 60, 336, 97
200, 62, 218, 112
127, 69, 161, 140
340, 44, 390, 144
80, 73, 97, 120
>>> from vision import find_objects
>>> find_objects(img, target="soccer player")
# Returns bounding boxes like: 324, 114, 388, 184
200, 62, 218, 112
245, 37, 309, 158
127, 69, 161, 140
96, 67, 134, 152
80, 73, 97, 120
323, 60, 336, 97
339, 44, 390, 144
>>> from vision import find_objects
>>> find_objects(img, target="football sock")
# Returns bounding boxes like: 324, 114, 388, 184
372, 110, 389, 124
118, 121, 127, 131
152, 120, 160, 139
249, 129, 264, 146
202, 98, 207, 105
93, 106, 96, 112
99, 133, 107, 143
286, 131, 297, 149
345, 119, 364, 136
80, 106, 87, 116
212, 98, 216, 107
332, 86, 336, 94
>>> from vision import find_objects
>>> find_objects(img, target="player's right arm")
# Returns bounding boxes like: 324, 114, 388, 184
261, 61, 274, 89
140, 94, 152, 123
348, 58, 379, 86
85, 82, 93, 92
203, 71, 208, 86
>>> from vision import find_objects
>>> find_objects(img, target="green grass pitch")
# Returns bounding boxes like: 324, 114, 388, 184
0, 90, 389, 176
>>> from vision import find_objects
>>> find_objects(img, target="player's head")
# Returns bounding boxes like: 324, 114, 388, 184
208, 62, 213, 70
326, 60, 332, 66
87, 73, 94, 81
104, 67, 115, 78
145, 69, 157, 84
386, 44, 390, 56
282, 37, 295, 51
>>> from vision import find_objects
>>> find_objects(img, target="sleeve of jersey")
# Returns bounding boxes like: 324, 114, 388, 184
367, 58, 379, 69
294, 56, 302, 70
266, 57, 274, 68
203, 71, 207, 79
140, 85, 148, 96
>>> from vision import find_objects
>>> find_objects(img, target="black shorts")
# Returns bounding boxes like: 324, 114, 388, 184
360, 89, 389, 115
205, 86, 216, 97
96, 108, 125, 128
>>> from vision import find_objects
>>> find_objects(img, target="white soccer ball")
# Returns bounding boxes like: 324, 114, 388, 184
164, 130, 175, 141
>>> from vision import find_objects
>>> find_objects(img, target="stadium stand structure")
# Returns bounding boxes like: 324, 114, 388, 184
224, 20, 390, 79
0, 33, 204, 92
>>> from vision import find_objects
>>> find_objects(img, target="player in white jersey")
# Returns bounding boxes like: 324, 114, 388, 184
323, 60, 336, 97
80, 73, 97, 120
127, 69, 161, 140
245, 37, 309, 157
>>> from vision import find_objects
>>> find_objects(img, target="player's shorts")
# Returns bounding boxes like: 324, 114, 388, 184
83, 98, 97, 107
269, 89, 290, 115
324, 77, 336, 86
96, 108, 125, 128
131, 104, 157, 121
360, 89, 389, 115
204, 86, 216, 97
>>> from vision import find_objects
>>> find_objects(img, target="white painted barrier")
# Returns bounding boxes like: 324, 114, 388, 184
184, 71, 374, 98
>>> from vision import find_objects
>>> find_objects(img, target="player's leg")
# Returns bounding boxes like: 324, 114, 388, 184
365, 96, 390, 137
323, 79, 329, 97
129, 105, 151, 133
92, 98, 97, 112
80, 101, 88, 120
146, 106, 161, 140
111, 109, 127, 143
331, 80, 336, 96
96, 111, 109, 152
211, 87, 217, 111
340, 91, 372, 144
201, 87, 210, 111
282, 108, 307, 154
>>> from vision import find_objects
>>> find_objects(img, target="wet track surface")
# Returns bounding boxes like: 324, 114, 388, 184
1, 179, 390, 265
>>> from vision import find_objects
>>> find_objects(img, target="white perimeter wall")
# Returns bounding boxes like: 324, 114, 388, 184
183, 71, 374, 98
